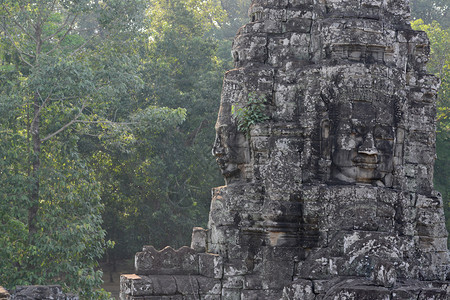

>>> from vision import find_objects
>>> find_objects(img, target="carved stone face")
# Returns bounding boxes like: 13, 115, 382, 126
330, 101, 395, 186
212, 111, 249, 183
212, 124, 240, 178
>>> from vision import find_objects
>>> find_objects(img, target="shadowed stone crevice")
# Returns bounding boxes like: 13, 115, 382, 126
120, 0, 449, 299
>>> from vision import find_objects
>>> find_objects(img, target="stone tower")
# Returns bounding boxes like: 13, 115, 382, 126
120, 0, 450, 299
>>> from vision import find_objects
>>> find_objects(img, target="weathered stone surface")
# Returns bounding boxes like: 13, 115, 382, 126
191, 227, 208, 253
0, 287, 9, 300
120, 0, 450, 298
9, 285, 78, 300
120, 274, 221, 299
135, 246, 199, 275
282, 279, 315, 300
198, 253, 223, 279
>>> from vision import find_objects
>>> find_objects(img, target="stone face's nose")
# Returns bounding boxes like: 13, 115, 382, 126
358, 133, 378, 156
212, 133, 224, 157
212, 125, 228, 157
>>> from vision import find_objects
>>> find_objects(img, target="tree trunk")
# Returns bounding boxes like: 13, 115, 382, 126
28, 92, 41, 234
28, 24, 42, 235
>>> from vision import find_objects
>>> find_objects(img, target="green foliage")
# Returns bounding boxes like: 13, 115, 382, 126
232, 92, 270, 135
411, 20, 449, 132
87, 0, 228, 262
0, 0, 170, 298
411, 0, 449, 28
214, 0, 251, 39
411, 19, 450, 245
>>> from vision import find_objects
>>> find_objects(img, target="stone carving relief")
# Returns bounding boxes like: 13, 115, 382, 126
326, 94, 401, 187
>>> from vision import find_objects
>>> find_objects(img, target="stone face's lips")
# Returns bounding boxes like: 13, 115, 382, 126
353, 154, 379, 165
355, 163, 377, 169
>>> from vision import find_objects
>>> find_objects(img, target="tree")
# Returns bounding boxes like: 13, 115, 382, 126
89, 0, 229, 264
411, 0, 449, 28
0, 0, 183, 297
216, 0, 251, 39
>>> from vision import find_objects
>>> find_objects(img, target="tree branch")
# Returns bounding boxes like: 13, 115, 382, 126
45, 14, 79, 55
43, 13, 73, 42
1, 3, 37, 43
68, 34, 98, 57
75, 120, 135, 125
30, 90, 54, 127
41, 102, 86, 142
40, 0, 58, 25
0, 25, 34, 67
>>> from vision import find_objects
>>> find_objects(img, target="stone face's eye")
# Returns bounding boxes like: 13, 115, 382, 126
374, 126, 394, 140
354, 125, 366, 135
350, 121, 367, 136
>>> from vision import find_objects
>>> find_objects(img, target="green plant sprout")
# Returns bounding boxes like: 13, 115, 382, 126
232, 92, 270, 136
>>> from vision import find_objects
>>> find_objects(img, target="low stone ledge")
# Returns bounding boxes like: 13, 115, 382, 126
9, 285, 78, 300
135, 246, 199, 275
120, 274, 221, 298
121, 295, 183, 300
134, 245, 224, 280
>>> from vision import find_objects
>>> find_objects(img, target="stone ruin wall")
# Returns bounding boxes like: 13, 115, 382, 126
120, 0, 450, 299
0, 285, 78, 300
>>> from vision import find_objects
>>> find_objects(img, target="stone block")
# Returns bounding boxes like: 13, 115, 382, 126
327, 285, 391, 300
121, 274, 147, 297
416, 194, 443, 209
416, 222, 448, 238
264, 19, 282, 33
417, 289, 447, 299
261, 259, 294, 289
223, 259, 248, 276
288, 0, 313, 8
135, 246, 199, 275
173, 276, 199, 296
417, 207, 446, 228
371, 262, 397, 288
147, 275, 177, 295
196, 276, 222, 295
283, 18, 312, 33
221, 289, 240, 300
391, 287, 421, 299
282, 279, 315, 300
222, 276, 244, 289
198, 253, 223, 279
241, 289, 283, 299
120, 274, 177, 296
201, 296, 221, 300
233, 34, 267, 67
10, 285, 78, 300
140, 296, 182, 300
191, 227, 207, 253
418, 237, 449, 252
243, 275, 264, 290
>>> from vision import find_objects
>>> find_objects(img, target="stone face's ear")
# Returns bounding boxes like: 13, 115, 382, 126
320, 119, 331, 158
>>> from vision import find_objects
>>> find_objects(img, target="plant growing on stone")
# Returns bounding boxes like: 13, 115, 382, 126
232, 92, 269, 135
